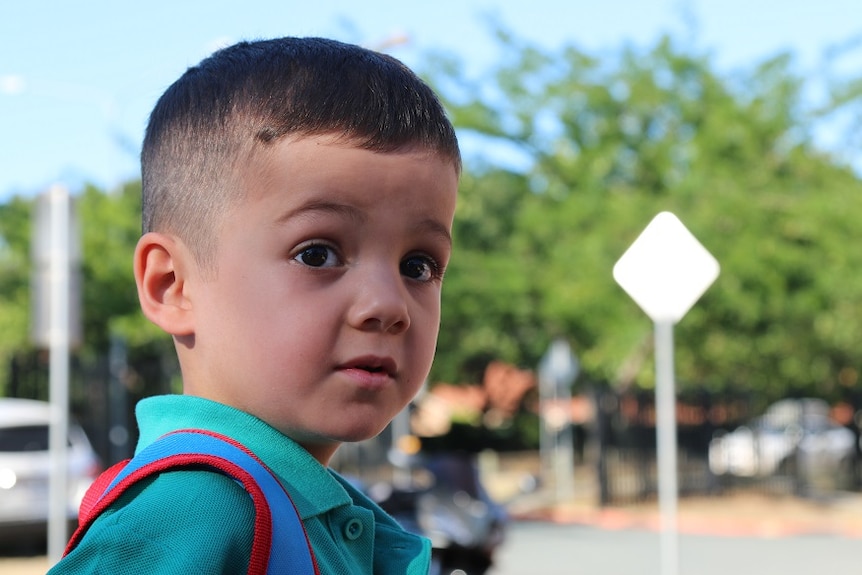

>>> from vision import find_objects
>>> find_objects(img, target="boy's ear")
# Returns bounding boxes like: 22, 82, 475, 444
134, 232, 195, 336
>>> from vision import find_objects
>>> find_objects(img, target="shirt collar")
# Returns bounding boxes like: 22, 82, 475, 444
135, 395, 353, 519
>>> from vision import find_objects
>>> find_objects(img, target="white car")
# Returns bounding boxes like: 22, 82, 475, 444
709, 398, 855, 481
0, 398, 101, 542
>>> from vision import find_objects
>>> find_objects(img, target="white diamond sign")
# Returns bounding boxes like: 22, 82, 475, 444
613, 212, 719, 324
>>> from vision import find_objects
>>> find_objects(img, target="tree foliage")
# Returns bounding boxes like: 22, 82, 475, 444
0, 181, 173, 397
426, 32, 862, 403
0, 195, 36, 371
0, 32, 860, 409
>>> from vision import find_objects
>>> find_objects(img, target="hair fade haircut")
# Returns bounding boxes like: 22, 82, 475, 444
141, 36, 461, 272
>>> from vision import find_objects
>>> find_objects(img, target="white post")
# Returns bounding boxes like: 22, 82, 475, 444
654, 320, 678, 575
390, 407, 412, 489
47, 184, 71, 564
539, 340, 578, 503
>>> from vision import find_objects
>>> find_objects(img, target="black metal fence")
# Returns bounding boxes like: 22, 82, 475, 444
6, 347, 174, 467
8, 349, 862, 508
591, 388, 862, 506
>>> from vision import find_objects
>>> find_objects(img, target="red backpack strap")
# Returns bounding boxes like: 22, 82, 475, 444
65, 430, 319, 575
76, 459, 130, 525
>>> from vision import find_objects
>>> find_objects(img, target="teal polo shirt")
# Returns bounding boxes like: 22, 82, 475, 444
50, 395, 431, 574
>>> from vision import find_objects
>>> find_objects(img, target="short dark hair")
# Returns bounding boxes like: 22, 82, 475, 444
141, 37, 460, 271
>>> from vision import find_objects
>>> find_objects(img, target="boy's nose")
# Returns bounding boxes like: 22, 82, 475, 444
348, 265, 411, 334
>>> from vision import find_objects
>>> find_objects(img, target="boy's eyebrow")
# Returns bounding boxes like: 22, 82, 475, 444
415, 218, 453, 248
276, 200, 366, 225
276, 200, 453, 246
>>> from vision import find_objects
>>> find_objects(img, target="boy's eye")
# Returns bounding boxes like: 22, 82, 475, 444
295, 244, 338, 268
400, 255, 438, 282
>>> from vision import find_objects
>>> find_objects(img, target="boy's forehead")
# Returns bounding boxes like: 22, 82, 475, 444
241, 137, 455, 192
239, 134, 458, 206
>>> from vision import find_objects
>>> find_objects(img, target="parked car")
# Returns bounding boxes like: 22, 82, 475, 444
708, 398, 855, 484
0, 398, 101, 543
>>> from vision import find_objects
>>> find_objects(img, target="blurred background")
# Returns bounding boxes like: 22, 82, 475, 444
2, 0, 862, 573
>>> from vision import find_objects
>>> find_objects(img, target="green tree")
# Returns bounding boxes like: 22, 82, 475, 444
0, 182, 173, 398
427, 32, 862, 403
76, 181, 165, 352
0, 195, 37, 381
2, 31, 861, 412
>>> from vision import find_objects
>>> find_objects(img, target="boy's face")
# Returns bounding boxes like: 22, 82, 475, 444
183, 135, 458, 464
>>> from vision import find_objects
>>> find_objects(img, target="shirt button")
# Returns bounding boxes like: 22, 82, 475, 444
343, 518, 364, 540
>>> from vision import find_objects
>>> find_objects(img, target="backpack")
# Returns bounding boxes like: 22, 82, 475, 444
64, 429, 319, 575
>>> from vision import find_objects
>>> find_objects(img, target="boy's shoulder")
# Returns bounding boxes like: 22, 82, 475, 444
52, 470, 255, 574
108, 467, 257, 528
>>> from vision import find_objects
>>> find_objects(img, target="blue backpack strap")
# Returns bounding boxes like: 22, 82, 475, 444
66, 429, 319, 575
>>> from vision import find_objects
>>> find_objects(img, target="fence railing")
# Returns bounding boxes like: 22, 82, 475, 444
8, 351, 862, 507
591, 389, 862, 505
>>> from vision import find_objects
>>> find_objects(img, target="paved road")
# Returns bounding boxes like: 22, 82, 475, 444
488, 521, 860, 575
4, 521, 860, 575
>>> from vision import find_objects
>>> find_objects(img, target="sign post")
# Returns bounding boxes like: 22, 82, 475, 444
612, 212, 719, 575
32, 184, 80, 565
538, 339, 579, 502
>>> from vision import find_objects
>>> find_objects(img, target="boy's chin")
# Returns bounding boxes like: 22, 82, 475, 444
295, 425, 391, 465
332, 425, 389, 445
299, 424, 389, 448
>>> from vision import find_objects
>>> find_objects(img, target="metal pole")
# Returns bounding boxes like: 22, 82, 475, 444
108, 335, 130, 463
539, 339, 579, 502
654, 320, 678, 575
555, 382, 575, 503
47, 185, 71, 564
390, 407, 412, 489
539, 400, 549, 485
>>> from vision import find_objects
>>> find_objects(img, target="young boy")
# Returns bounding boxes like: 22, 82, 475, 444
50, 37, 460, 574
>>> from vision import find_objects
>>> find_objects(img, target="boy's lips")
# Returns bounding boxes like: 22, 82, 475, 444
337, 355, 398, 379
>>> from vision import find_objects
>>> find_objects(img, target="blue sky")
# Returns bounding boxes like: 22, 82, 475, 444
1, 0, 860, 200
